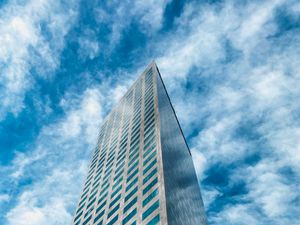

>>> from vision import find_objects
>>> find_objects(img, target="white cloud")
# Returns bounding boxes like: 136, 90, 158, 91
79, 38, 100, 60
78, 29, 100, 60
0, 194, 10, 202
0, 0, 78, 120
210, 204, 259, 225
4, 87, 104, 225
94, 0, 166, 48
191, 149, 207, 180
10, 150, 46, 179
133, 0, 166, 31
247, 162, 297, 218
59, 88, 103, 143
6, 169, 83, 225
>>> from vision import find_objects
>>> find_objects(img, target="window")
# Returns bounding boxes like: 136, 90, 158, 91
126, 177, 138, 192
104, 168, 113, 178
130, 141, 140, 154
109, 194, 121, 208
144, 102, 153, 115
107, 214, 118, 225
120, 130, 129, 140
112, 177, 123, 190
145, 117, 155, 129
143, 143, 156, 158
84, 205, 94, 218
98, 157, 106, 167
143, 177, 158, 195
144, 123, 155, 137
86, 197, 96, 210
145, 99, 154, 110
143, 159, 157, 175
79, 195, 87, 207
130, 135, 140, 148
106, 155, 115, 166
80, 189, 89, 203
111, 185, 122, 198
130, 129, 140, 142
128, 153, 139, 166
117, 154, 126, 164
145, 91, 153, 99
97, 191, 108, 204
114, 169, 124, 182
144, 96, 153, 108
135, 99, 142, 105
127, 160, 139, 174
121, 127, 129, 137
144, 130, 155, 144
123, 196, 137, 213
143, 168, 157, 184
146, 214, 160, 225
82, 181, 91, 193
143, 189, 158, 207
117, 149, 126, 161
127, 168, 138, 183
122, 208, 137, 225
122, 121, 130, 130
144, 132, 156, 148
132, 114, 141, 124
144, 118, 155, 132
143, 151, 156, 167
89, 162, 97, 173
82, 214, 92, 225
145, 89, 153, 96
144, 96, 153, 106
108, 203, 120, 218
101, 178, 110, 190
115, 161, 125, 174
73, 211, 83, 223
94, 209, 104, 223
142, 200, 159, 220
88, 190, 98, 201
119, 140, 128, 151
131, 123, 141, 135
129, 148, 139, 160
96, 200, 106, 214
93, 174, 102, 187
133, 109, 141, 118
125, 186, 138, 202
85, 170, 93, 184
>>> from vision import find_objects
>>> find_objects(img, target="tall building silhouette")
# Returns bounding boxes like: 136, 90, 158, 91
71, 62, 207, 225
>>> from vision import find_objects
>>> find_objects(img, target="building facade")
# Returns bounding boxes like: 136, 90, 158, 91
71, 63, 207, 225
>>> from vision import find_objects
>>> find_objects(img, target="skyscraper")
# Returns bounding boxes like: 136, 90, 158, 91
71, 62, 207, 225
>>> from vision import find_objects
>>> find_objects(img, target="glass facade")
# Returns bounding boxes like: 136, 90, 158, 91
71, 63, 207, 225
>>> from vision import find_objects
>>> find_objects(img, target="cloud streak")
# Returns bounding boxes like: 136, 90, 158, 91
2, 87, 103, 225
0, 0, 78, 119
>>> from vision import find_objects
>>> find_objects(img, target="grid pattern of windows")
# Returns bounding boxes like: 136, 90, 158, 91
71, 65, 162, 225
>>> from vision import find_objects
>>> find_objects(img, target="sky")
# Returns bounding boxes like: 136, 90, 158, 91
0, 0, 300, 224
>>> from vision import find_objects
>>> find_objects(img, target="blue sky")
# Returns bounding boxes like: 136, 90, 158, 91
0, 0, 300, 224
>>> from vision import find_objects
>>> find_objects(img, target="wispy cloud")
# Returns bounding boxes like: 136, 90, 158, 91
2, 87, 103, 224
0, 0, 78, 119
93, 0, 166, 48
0, 194, 9, 202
